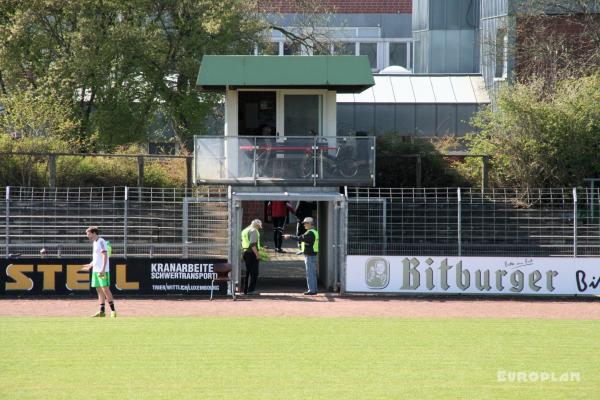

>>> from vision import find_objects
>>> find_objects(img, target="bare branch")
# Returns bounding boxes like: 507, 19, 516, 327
260, 0, 337, 54
508, 0, 600, 89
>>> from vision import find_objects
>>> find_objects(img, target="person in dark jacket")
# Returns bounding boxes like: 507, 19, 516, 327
267, 201, 294, 252
293, 201, 316, 254
283, 217, 319, 295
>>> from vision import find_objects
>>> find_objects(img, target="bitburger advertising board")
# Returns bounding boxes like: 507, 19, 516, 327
0, 257, 228, 296
346, 256, 600, 296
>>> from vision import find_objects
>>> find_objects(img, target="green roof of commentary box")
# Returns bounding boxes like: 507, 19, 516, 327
196, 55, 374, 93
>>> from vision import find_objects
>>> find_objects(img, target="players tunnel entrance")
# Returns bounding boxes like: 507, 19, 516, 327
230, 189, 347, 294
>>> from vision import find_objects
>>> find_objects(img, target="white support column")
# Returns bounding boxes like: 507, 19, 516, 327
225, 88, 239, 177
324, 91, 337, 136
224, 88, 238, 136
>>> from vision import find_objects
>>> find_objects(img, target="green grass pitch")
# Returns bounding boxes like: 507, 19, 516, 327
0, 317, 597, 399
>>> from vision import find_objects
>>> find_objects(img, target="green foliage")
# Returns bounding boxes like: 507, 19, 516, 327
0, 0, 266, 149
463, 73, 600, 187
0, 135, 70, 186
0, 88, 79, 140
376, 135, 469, 187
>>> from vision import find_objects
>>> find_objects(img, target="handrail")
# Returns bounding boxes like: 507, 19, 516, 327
0, 152, 193, 188
194, 135, 377, 187
0, 151, 191, 159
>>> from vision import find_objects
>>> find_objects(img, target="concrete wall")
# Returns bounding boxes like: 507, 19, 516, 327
258, 0, 412, 14
266, 13, 413, 38
412, 0, 481, 73
479, 0, 512, 100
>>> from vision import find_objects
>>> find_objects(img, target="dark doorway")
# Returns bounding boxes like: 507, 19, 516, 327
232, 192, 346, 295
240, 199, 309, 294
238, 91, 276, 136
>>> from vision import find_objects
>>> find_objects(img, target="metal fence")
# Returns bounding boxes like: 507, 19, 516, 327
3, 186, 600, 259
1, 186, 229, 258
347, 187, 600, 257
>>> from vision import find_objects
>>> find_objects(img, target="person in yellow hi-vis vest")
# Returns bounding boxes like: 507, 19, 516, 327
283, 217, 319, 295
241, 219, 262, 295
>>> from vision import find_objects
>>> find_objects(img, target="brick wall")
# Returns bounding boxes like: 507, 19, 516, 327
242, 201, 267, 228
258, 0, 412, 14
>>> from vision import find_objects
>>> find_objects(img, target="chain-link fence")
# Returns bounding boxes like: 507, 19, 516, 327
347, 187, 600, 257
4, 185, 600, 259
1, 186, 229, 258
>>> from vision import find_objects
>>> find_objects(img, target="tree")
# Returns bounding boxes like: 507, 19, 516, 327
259, 0, 339, 55
0, 88, 78, 140
0, 0, 267, 150
513, 0, 600, 85
462, 73, 600, 188
376, 135, 469, 187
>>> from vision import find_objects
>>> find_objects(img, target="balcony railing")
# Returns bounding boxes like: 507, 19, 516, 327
194, 136, 375, 186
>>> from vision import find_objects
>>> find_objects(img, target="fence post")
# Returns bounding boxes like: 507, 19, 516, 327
5, 186, 9, 258
457, 187, 462, 257
481, 156, 489, 190
182, 197, 189, 259
371, 138, 376, 187
591, 180, 595, 223
124, 186, 128, 258
137, 156, 144, 187
313, 136, 317, 187
416, 154, 422, 188
573, 187, 577, 257
48, 154, 57, 188
252, 136, 257, 184
186, 157, 193, 189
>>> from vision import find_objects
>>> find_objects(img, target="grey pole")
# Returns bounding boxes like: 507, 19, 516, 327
313, 136, 317, 187
371, 138, 376, 187
457, 187, 462, 257
339, 197, 348, 294
591, 180, 595, 222
382, 198, 388, 254
416, 154, 422, 188
185, 157, 193, 189
123, 186, 128, 258
573, 187, 577, 257
137, 156, 144, 188
48, 154, 57, 188
182, 197, 189, 259
5, 187, 9, 258
253, 137, 257, 185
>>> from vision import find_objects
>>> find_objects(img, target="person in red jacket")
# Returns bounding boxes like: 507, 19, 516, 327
267, 201, 294, 252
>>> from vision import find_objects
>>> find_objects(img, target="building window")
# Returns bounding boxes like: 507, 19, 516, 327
334, 42, 356, 55
495, 28, 508, 79
259, 42, 280, 55
354, 104, 376, 135
310, 41, 333, 55
284, 95, 322, 136
260, 30, 414, 71
389, 42, 408, 68
284, 41, 302, 55
359, 42, 378, 69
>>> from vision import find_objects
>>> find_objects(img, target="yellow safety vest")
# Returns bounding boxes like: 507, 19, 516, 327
241, 225, 261, 250
300, 229, 319, 253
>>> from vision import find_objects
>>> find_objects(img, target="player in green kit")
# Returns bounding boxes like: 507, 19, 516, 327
81, 226, 117, 317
